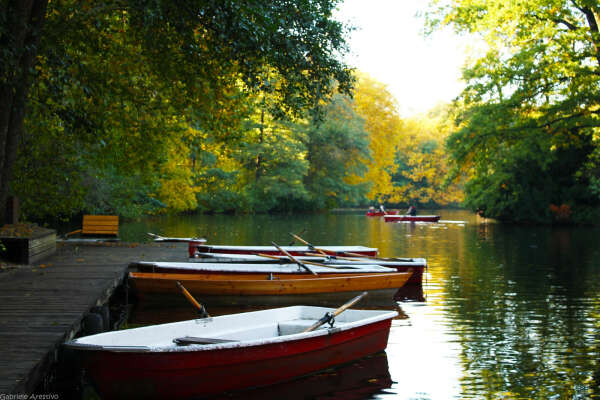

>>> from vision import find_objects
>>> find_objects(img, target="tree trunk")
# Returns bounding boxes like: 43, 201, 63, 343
255, 107, 265, 181
0, 0, 48, 224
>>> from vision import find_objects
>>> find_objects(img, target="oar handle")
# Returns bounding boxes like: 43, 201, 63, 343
341, 251, 377, 259
272, 242, 318, 275
256, 253, 284, 261
303, 292, 368, 333
289, 233, 328, 256
257, 253, 348, 269
175, 281, 210, 317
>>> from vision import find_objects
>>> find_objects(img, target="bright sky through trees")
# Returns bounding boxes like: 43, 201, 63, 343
336, 0, 467, 116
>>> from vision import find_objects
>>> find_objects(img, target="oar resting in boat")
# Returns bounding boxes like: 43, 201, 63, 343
289, 233, 328, 256
304, 291, 368, 332
290, 233, 378, 259
255, 253, 363, 269
175, 281, 210, 318
272, 241, 318, 275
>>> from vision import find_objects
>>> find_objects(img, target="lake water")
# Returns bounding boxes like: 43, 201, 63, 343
120, 210, 600, 399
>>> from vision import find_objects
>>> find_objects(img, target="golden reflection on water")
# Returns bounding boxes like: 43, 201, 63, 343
120, 210, 600, 399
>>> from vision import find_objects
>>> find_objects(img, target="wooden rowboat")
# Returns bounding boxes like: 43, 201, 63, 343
137, 256, 427, 286
383, 215, 441, 223
188, 243, 378, 258
129, 271, 412, 296
65, 305, 397, 399
147, 232, 207, 243
129, 270, 412, 306
133, 261, 399, 274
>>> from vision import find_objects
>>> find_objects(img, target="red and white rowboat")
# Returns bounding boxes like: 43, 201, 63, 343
188, 243, 378, 258
139, 254, 427, 286
366, 210, 399, 217
65, 306, 397, 399
383, 215, 441, 223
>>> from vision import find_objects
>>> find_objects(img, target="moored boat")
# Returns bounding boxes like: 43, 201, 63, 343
147, 232, 207, 243
383, 215, 441, 223
188, 243, 378, 258
129, 270, 412, 306
133, 261, 399, 274
65, 305, 397, 399
137, 255, 427, 286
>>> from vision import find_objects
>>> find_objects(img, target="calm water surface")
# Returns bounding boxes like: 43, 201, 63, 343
120, 210, 600, 399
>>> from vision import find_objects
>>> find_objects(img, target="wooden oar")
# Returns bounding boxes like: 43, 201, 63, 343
291, 233, 379, 259
304, 252, 364, 261
303, 292, 368, 333
304, 252, 413, 263
175, 281, 210, 318
340, 251, 378, 260
271, 242, 318, 275
256, 253, 362, 270
288, 229, 306, 245
289, 233, 329, 256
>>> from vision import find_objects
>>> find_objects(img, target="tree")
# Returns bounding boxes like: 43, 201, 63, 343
351, 73, 403, 203
390, 106, 464, 207
302, 94, 371, 209
427, 0, 600, 222
0, 0, 354, 223
1, 1, 48, 222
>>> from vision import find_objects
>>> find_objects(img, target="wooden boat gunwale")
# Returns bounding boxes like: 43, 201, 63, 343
133, 261, 399, 274
129, 270, 413, 296
192, 253, 427, 266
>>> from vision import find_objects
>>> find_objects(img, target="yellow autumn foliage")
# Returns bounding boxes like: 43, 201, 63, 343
390, 111, 464, 205
351, 72, 403, 201
154, 128, 200, 213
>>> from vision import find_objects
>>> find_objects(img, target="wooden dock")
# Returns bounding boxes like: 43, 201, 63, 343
0, 241, 188, 395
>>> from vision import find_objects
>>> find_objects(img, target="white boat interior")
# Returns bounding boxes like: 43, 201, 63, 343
135, 261, 399, 274
193, 252, 427, 267
65, 306, 397, 353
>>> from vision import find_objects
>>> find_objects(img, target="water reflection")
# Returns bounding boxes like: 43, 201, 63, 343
209, 352, 392, 400
118, 210, 600, 399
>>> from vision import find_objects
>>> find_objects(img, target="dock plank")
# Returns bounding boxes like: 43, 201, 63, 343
0, 241, 187, 394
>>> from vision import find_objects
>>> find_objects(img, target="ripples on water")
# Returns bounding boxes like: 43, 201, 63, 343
121, 210, 600, 399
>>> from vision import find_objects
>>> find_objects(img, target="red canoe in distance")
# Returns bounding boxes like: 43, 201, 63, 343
383, 215, 441, 223
366, 210, 399, 217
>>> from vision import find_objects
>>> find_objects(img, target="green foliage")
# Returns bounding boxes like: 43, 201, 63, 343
389, 107, 464, 207
427, 0, 600, 223
302, 94, 371, 209
9, 0, 356, 220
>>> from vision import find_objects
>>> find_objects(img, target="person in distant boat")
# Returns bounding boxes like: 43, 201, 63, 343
477, 206, 485, 217
379, 204, 386, 213
406, 205, 417, 216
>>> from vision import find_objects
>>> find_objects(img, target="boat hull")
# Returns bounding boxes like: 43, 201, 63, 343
135, 260, 425, 286
129, 271, 412, 297
69, 307, 396, 399
383, 215, 440, 222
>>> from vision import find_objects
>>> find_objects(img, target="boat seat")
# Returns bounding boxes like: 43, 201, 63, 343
173, 336, 239, 346
278, 319, 335, 335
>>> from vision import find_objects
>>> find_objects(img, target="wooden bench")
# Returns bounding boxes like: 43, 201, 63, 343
65, 215, 119, 237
